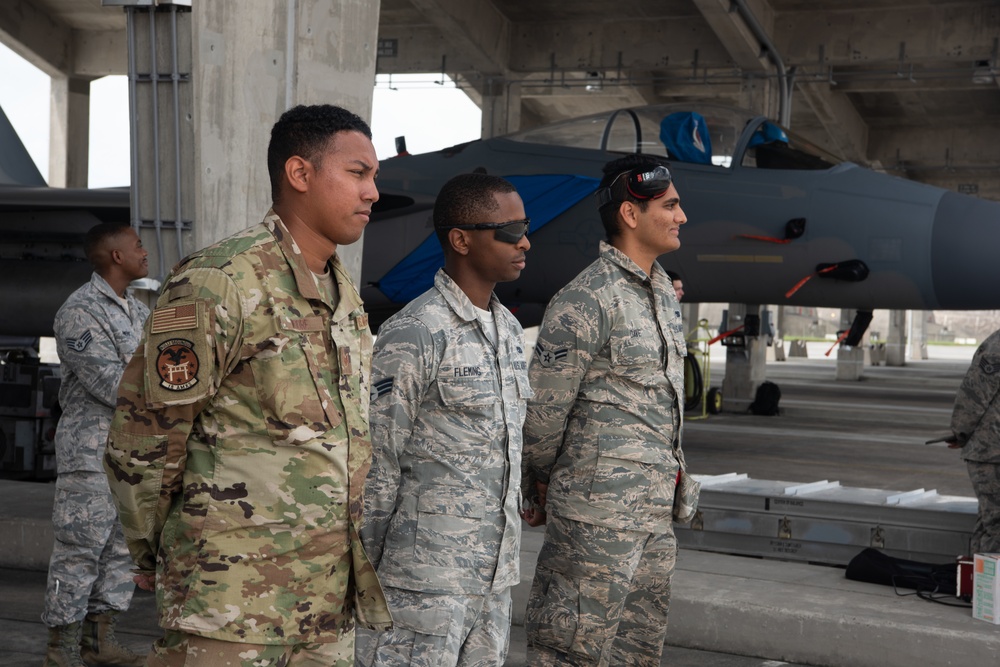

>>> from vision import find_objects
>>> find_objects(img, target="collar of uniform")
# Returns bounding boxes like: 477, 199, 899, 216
433, 267, 500, 324
329, 252, 365, 322
263, 209, 324, 302
599, 240, 671, 290
599, 239, 655, 283
90, 271, 126, 305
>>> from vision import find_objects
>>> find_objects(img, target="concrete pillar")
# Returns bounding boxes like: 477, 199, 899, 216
886, 309, 907, 366
910, 310, 929, 360
192, 0, 381, 281
479, 79, 520, 139
49, 75, 92, 188
720, 303, 768, 412
835, 308, 864, 380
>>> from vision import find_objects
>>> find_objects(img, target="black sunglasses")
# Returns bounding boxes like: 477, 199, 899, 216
439, 219, 530, 244
596, 165, 673, 208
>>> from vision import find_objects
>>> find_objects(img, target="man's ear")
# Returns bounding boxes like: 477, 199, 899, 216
284, 156, 311, 195
448, 228, 471, 256
619, 201, 639, 231
108, 246, 124, 267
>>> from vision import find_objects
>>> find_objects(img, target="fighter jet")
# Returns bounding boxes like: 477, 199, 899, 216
0, 105, 130, 337
363, 103, 1000, 330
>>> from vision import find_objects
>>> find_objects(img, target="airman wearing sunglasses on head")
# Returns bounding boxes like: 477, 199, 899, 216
522, 154, 689, 667
358, 173, 532, 667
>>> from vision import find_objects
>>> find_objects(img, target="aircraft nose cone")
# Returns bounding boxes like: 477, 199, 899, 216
931, 192, 1000, 309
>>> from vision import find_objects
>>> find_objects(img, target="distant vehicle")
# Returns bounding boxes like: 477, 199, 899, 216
362, 103, 1000, 330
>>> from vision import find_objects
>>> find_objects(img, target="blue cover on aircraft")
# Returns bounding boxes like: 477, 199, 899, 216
377, 173, 600, 303
660, 112, 712, 165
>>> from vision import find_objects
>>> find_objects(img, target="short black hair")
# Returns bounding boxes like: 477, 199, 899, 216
666, 270, 682, 282
597, 154, 670, 241
432, 173, 517, 249
267, 104, 372, 203
84, 222, 131, 269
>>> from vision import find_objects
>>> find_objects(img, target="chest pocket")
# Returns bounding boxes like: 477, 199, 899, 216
610, 325, 665, 383
250, 315, 339, 446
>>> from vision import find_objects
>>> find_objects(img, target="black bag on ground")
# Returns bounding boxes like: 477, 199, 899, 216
748, 380, 781, 416
845, 547, 957, 596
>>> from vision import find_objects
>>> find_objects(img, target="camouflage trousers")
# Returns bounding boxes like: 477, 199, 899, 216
967, 460, 1000, 554
42, 471, 135, 627
146, 628, 354, 666
356, 586, 512, 667
525, 513, 676, 667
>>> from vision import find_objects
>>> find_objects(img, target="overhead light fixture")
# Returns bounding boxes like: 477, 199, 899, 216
972, 60, 994, 84
585, 71, 603, 92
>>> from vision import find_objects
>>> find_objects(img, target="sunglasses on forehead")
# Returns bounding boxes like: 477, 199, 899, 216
439, 219, 530, 244
596, 165, 673, 208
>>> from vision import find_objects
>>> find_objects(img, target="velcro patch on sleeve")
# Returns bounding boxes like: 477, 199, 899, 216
150, 303, 199, 333
145, 300, 213, 407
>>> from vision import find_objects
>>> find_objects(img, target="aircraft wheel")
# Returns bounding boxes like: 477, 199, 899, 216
706, 387, 723, 414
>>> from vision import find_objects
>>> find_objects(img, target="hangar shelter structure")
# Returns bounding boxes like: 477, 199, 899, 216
1, 0, 999, 400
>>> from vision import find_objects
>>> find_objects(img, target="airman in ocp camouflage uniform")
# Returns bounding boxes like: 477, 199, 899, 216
43, 223, 150, 667
522, 155, 689, 667
103, 105, 391, 667
947, 328, 1000, 554
358, 174, 532, 667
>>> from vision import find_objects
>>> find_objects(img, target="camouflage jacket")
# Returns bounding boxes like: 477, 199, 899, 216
54, 272, 149, 474
104, 211, 391, 643
951, 328, 1000, 463
362, 269, 531, 595
523, 241, 686, 534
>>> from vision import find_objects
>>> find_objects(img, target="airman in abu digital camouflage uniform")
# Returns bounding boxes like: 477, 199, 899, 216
104, 105, 390, 667
522, 155, 689, 667
358, 173, 532, 667
947, 328, 1000, 554
43, 222, 150, 667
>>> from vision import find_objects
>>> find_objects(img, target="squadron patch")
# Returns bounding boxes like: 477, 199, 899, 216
535, 341, 569, 368
371, 377, 394, 401
980, 357, 998, 375
155, 339, 200, 391
65, 330, 93, 352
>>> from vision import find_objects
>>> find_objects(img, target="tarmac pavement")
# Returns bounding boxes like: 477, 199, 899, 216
3, 350, 998, 666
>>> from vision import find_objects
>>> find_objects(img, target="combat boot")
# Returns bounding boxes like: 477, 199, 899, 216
79, 612, 145, 666
42, 621, 86, 667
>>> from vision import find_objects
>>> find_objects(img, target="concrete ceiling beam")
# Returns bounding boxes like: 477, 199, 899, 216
869, 123, 1000, 172
508, 17, 732, 73
795, 82, 869, 164
0, 0, 71, 76
405, 0, 510, 77
776, 5, 1000, 66
692, 0, 772, 72
73, 29, 127, 77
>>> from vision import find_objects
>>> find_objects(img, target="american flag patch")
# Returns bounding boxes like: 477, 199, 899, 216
150, 304, 198, 333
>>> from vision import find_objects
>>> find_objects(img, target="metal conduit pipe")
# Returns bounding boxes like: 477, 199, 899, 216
732, 0, 792, 126
170, 4, 185, 263
126, 8, 141, 234
148, 7, 166, 280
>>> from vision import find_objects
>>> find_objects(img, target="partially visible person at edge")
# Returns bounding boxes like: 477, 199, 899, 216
665, 269, 684, 302
946, 329, 1000, 555
357, 173, 532, 667
520, 154, 689, 666
103, 104, 391, 667
42, 222, 150, 667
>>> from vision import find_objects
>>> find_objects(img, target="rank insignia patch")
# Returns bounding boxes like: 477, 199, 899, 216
371, 377, 394, 401
155, 339, 200, 391
66, 330, 93, 352
534, 341, 569, 368
981, 357, 998, 375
